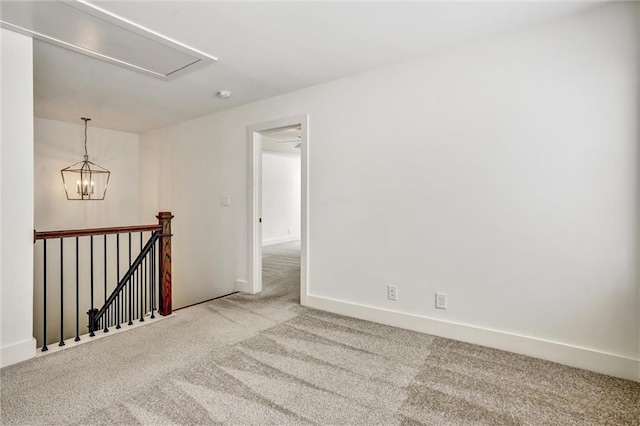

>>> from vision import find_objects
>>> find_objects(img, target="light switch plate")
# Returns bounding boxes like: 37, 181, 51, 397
220, 195, 231, 206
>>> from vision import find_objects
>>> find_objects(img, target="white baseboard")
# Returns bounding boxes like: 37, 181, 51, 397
235, 279, 254, 293
1, 337, 36, 368
262, 235, 300, 246
305, 295, 640, 382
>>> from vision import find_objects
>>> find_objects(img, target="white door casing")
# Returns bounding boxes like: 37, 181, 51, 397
247, 114, 309, 305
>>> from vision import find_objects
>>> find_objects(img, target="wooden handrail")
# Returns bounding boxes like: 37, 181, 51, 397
34, 224, 162, 241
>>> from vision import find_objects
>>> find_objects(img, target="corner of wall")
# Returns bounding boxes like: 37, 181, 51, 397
636, 0, 640, 383
1, 28, 35, 368
234, 279, 254, 293
1, 338, 36, 368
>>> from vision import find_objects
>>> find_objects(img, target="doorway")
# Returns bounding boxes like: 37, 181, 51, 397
247, 115, 309, 305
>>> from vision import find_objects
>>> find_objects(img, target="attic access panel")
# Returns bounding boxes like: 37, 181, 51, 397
0, 0, 217, 79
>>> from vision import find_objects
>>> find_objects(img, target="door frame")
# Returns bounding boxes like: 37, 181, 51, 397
247, 114, 309, 305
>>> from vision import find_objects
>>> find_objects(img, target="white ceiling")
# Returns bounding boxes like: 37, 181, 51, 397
26, 1, 601, 134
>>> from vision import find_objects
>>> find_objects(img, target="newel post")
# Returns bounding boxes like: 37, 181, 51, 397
157, 211, 174, 316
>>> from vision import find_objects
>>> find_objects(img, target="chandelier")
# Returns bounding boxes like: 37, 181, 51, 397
60, 117, 110, 200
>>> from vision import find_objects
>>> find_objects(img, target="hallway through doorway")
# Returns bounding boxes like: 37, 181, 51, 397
262, 240, 300, 304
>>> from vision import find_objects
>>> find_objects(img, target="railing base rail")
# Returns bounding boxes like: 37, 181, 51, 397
35, 313, 176, 357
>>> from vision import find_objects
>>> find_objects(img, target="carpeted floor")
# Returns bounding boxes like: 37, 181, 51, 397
1, 241, 639, 425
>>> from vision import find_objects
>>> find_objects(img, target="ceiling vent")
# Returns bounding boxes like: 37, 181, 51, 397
0, 0, 217, 79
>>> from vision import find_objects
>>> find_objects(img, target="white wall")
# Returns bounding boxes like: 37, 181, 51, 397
140, 3, 639, 380
33, 118, 141, 346
262, 146, 301, 245
0, 29, 36, 367
140, 118, 240, 308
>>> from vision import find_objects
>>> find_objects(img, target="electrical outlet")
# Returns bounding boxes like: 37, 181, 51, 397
388, 285, 397, 301
435, 292, 447, 309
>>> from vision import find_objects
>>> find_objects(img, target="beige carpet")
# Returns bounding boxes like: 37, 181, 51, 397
1, 241, 638, 425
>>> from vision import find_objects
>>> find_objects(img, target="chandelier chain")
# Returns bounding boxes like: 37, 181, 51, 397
82, 117, 91, 160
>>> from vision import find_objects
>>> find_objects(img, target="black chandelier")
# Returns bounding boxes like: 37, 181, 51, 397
60, 117, 110, 200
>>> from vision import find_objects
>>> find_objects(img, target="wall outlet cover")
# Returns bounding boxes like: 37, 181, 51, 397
436, 292, 447, 309
388, 285, 397, 301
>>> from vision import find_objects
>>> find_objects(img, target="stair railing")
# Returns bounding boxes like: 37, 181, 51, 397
33, 212, 173, 351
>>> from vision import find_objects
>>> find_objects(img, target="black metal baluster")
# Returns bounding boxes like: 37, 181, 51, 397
124, 281, 127, 327
116, 233, 121, 329
154, 239, 157, 315
139, 263, 142, 318
111, 297, 115, 328
133, 266, 140, 318
135, 234, 139, 319
145, 248, 148, 315
143, 234, 147, 319
103, 235, 109, 333
75, 237, 80, 342
133, 261, 138, 320
150, 238, 155, 319
154, 239, 157, 316
128, 233, 133, 325
59, 238, 65, 347
42, 240, 48, 352
90, 235, 95, 337
114, 293, 119, 328
111, 262, 116, 327
135, 236, 139, 319
131, 268, 135, 320
139, 232, 144, 322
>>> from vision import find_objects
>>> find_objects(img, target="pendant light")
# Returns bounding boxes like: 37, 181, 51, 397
60, 117, 110, 200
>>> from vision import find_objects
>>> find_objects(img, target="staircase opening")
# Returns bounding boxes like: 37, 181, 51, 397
33, 212, 173, 351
